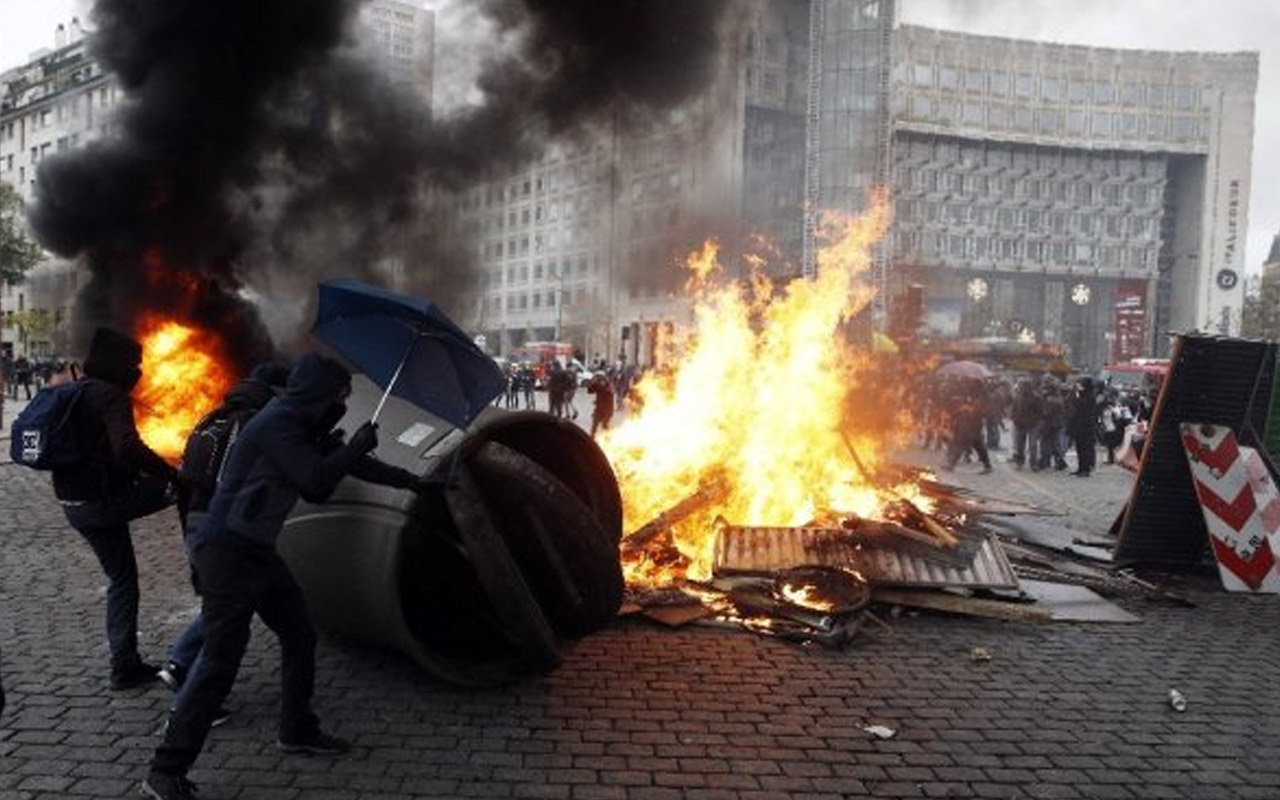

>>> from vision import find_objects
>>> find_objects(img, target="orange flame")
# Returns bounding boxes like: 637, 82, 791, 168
602, 194, 930, 587
134, 314, 236, 462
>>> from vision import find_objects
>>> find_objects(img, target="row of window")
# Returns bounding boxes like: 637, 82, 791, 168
484, 255, 602, 287
898, 200, 1159, 240
487, 285, 597, 312
906, 64, 1211, 112
896, 230, 1158, 270
900, 94, 1209, 141
1, 85, 115, 136
462, 157, 609, 209
896, 166, 1162, 207
897, 137, 1165, 176
470, 189, 609, 236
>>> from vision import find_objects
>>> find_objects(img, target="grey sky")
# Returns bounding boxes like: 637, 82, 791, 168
3, 0, 1274, 274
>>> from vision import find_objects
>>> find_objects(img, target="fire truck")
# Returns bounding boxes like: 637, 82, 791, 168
510, 341, 576, 388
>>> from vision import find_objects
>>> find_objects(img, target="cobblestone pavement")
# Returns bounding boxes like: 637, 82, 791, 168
4, 414, 1280, 800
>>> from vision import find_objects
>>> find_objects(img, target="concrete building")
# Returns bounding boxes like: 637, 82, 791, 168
0, 20, 116, 359
465, 0, 810, 365
812, 0, 1258, 368
356, 0, 434, 99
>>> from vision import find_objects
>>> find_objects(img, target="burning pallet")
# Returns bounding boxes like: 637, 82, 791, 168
618, 471, 1028, 645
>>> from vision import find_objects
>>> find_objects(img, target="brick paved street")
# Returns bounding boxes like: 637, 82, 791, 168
3, 410, 1280, 800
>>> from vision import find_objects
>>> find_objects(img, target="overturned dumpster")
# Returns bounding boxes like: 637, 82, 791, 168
278, 376, 623, 687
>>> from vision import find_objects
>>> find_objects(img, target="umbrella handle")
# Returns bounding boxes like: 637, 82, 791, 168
371, 336, 418, 423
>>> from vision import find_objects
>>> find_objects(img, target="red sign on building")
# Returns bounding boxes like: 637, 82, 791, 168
1112, 280, 1148, 362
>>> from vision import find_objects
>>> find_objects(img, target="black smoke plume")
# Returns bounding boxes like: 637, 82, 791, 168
28, 0, 729, 364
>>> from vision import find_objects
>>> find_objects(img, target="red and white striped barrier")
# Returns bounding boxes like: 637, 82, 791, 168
1180, 423, 1280, 593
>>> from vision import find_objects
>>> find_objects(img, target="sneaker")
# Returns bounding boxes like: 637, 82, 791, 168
110, 660, 162, 691
277, 729, 352, 756
157, 661, 187, 692
141, 773, 198, 800
159, 707, 231, 734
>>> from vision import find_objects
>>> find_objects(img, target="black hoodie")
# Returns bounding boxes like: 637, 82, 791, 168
53, 328, 176, 502
195, 354, 416, 548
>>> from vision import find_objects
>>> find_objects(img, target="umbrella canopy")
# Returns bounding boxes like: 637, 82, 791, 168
312, 278, 505, 429
936, 359, 992, 380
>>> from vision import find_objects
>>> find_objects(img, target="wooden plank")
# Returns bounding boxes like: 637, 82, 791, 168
873, 588, 1052, 622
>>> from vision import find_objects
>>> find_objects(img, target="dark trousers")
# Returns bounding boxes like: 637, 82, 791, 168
63, 476, 173, 671
1036, 426, 1066, 470
1011, 422, 1039, 466
151, 535, 319, 777
945, 426, 990, 469
1074, 432, 1097, 475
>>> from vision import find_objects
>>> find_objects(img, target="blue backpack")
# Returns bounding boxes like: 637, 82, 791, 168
8, 380, 89, 470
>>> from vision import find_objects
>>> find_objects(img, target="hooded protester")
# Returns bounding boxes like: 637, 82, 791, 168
54, 327, 179, 691
144, 354, 423, 800
1068, 376, 1099, 477
158, 362, 292, 721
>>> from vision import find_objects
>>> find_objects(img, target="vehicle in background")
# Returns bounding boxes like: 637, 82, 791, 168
509, 341, 581, 389
566, 358, 595, 387
1100, 358, 1170, 395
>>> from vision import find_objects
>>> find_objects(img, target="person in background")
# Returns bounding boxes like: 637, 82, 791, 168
503, 366, 520, 409
1099, 390, 1131, 465
942, 378, 992, 474
144, 354, 425, 800
1068, 376, 1099, 477
1008, 377, 1042, 470
14, 355, 33, 400
983, 377, 1009, 451
546, 362, 569, 418
587, 372, 615, 437
1035, 378, 1069, 472
2, 353, 15, 399
519, 365, 536, 410
53, 327, 179, 691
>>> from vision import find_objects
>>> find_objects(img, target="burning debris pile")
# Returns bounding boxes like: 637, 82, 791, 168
598, 203, 1168, 642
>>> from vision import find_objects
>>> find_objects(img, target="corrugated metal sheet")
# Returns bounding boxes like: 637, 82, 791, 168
712, 524, 1019, 590
1115, 335, 1278, 567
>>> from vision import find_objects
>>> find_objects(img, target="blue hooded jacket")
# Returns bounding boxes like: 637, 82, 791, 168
195, 354, 416, 548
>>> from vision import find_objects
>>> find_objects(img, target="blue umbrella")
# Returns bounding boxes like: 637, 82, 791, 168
312, 278, 505, 428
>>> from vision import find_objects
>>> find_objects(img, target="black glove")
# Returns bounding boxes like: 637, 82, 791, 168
347, 421, 379, 455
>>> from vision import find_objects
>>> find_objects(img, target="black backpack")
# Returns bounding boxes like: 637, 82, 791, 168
176, 408, 249, 516
8, 380, 89, 470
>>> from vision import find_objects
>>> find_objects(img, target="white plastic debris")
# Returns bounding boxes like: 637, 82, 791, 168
863, 725, 896, 739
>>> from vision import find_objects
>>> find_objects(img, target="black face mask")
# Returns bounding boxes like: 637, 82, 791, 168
318, 401, 347, 433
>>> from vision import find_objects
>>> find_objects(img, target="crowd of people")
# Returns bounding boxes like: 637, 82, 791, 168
917, 370, 1155, 477
499, 357, 639, 438
1, 354, 79, 400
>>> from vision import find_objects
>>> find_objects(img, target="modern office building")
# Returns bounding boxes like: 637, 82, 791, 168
812, 0, 1258, 368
